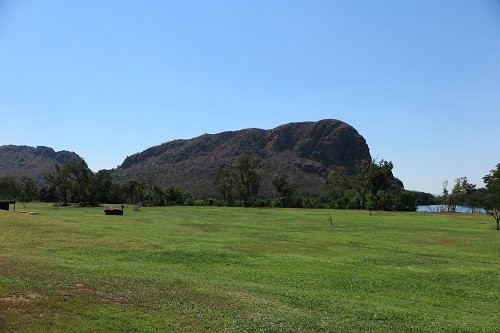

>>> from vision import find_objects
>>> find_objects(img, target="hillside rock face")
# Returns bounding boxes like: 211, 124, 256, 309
112, 119, 372, 196
0, 145, 85, 184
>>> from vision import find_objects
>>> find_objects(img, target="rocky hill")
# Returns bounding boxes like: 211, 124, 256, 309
111, 119, 373, 196
0, 145, 85, 184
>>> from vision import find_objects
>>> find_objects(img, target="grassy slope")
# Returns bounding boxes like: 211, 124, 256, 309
0, 204, 499, 332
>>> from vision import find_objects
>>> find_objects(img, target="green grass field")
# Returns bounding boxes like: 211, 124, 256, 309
0, 204, 498, 332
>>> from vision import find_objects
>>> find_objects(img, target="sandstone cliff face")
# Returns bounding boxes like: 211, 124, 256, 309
0, 145, 85, 184
112, 119, 372, 196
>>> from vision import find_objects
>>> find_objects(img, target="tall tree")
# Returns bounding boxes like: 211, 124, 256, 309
95, 170, 113, 204
19, 176, 39, 202
165, 186, 187, 205
441, 180, 454, 212
212, 166, 234, 206
125, 180, 146, 204
353, 159, 394, 209
0, 176, 18, 200
450, 177, 476, 211
65, 159, 97, 205
272, 174, 297, 207
233, 153, 261, 207
325, 165, 350, 207
44, 164, 71, 205
149, 185, 165, 206
44, 159, 100, 206
483, 163, 500, 230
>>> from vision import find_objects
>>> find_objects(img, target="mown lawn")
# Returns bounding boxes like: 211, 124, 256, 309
0, 204, 498, 332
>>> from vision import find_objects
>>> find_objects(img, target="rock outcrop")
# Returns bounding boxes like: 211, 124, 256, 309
112, 119, 373, 196
0, 145, 85, 184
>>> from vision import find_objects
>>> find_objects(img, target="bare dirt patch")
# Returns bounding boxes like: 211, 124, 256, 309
0, 292, 46, 303
56, 283, 125, 305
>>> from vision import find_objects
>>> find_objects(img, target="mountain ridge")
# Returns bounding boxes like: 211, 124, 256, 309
0, 119, 383, 196
111, 119, 373, 196
0, 145, 86, 185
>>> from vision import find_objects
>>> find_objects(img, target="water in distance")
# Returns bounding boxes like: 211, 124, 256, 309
417, 205, 486, 214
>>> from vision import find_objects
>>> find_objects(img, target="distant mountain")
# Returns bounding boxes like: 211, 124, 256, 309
111, 119, 374, 196
0, 145, 85, 184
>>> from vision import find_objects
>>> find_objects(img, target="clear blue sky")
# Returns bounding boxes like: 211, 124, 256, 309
1, 0, 499, 193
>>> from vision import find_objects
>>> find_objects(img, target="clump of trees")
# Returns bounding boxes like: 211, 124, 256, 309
43, 160, 194, 207
272, 174, 300, 208
440, 177, 482, 213
324, 159, 422, 211
213, 155, 432, 211
435, 162, 500, 230
211, 154, 301, 208
44, 159, 104, 206
212, 153, 262, 207
0, 176, 19, 200
0, 159, 193, 207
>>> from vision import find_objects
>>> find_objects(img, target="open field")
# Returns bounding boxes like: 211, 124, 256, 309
0, 204, 499, 332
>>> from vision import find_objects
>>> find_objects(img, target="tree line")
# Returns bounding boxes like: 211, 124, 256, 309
0, 153, 433, 211
212, 155, 435, 211
1, 156, 498, 221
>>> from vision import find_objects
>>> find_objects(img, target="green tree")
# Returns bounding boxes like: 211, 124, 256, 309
212, 166, 234, 206
462, 178, 478, 210
392, 189, 417, 211
150, 185, 166, 206
65, 159, 97, 205
165, 186, 186, 205
44, 159, 99, 206
233, 153, 261, 207
19, 176, 39, 202
108, 183, 126, 204
441, 180, 454, 212
0, 176, 18, 200
325, 165, 350, 208
272, 174, 297, 207
450, 177, 477, 212
95, 170, 113, 204
125, 180, 146, 204
483, 163, 500, 230
353, 159, 394, 210
44, 164, 71, 205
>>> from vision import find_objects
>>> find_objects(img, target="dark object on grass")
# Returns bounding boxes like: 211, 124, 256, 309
104, 205, 124, 215
0, 200, 15, 211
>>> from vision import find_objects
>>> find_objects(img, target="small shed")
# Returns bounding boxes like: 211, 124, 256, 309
0, 200, 15, 211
